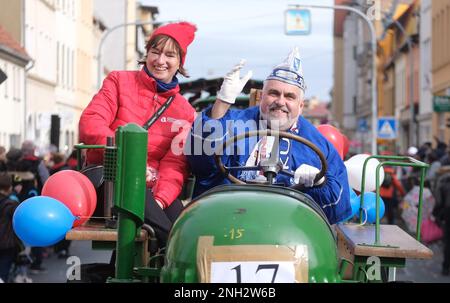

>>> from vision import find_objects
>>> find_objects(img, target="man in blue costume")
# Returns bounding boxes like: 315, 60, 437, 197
186, 47, 351, 224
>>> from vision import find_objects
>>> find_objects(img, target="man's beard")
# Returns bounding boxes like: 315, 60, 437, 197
260, 104, 295, 131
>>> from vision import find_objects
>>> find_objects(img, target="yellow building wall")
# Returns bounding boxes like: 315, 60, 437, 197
432, 0, 450, 143
432, 0, 450, 94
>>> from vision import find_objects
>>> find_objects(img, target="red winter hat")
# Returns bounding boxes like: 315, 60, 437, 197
150, 21, 197, 66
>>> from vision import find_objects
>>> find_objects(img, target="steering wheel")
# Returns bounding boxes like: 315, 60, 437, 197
214, 129, 328, 190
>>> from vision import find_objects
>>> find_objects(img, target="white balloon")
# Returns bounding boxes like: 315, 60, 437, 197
344, 154, 385, 192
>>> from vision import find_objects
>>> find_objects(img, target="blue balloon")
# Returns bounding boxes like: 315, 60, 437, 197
355, 192, 385, 224
349, 186, 358, 201
350, 195, 360, 218
341, 187, 360, 222
13, 196, 75, 247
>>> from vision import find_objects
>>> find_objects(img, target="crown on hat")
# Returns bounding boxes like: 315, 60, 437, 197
266, 47, 306, 90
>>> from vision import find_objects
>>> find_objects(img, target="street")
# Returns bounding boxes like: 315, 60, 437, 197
29, 241, 111, 283
397, 241, 450, 283
25, 239, 450, 283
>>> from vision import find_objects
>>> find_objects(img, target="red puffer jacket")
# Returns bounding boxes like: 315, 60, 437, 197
79, 69, 196, 208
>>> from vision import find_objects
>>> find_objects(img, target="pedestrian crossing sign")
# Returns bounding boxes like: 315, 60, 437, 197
377, 117, 397, 140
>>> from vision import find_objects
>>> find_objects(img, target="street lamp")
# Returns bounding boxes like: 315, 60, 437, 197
97, 20, 178, 89
290, 4, 378, 155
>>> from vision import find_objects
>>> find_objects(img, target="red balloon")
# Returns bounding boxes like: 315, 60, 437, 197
72, 171, 97, 219
42, 170, 97, 227
317, 124, 344, 159
342, 135, 350, 158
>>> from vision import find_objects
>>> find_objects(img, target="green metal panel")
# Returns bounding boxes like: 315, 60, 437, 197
113, 123, 147, 224
161, 190, 340, 283
113, 123, 148, 281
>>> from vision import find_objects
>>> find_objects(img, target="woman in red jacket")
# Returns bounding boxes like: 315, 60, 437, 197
79, 22, 197, 248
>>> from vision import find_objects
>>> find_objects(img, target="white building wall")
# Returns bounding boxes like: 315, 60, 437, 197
75, 1, 97, 151
395, 55, 407, 110
342, 14, 358, 132
418, 0, 433, 145
0, 58, 25, 149
25, 0, 56, 84
395, 55, 408, 150
24, 0, 57, 151
54, 0, 77, 153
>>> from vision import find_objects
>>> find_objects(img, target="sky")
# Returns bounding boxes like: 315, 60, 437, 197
141, 0, 334, 101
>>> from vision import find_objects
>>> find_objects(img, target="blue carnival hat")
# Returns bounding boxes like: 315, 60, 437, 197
266, 47, 306, 91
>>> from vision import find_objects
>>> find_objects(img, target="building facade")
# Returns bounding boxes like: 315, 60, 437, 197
333, 0, 420, 154
418, 0, 433, 146
0, 1, 159, 153
0, 26, 30, 150
432, 0, 450, 144
24, 0, 58, 152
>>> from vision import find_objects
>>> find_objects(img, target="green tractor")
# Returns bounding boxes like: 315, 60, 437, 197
67, 123, 433, 283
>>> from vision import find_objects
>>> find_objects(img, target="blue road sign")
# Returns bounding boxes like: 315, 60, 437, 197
285, 9, 311, 35
377, 117, 397, 139
357, 118, 368, 133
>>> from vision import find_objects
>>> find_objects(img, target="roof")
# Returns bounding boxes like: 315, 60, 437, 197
0, 25, 31, 63
305, 102, 330, 117
333, 0, 350, 37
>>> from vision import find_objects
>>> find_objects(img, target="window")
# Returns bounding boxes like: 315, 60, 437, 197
10, 134, 21, 148
71, 49, 74, 89
62, 44, 65, 88
66, 47, 70, 88
56, 41, 60, 85
14, 66, 18, 101
71, 131, 74, 149
4, 62, 8, 99
1, 61, 6, 98
71, 0, 75, 18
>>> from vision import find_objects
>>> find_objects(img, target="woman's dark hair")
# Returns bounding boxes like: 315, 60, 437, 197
138, 35, 189, 77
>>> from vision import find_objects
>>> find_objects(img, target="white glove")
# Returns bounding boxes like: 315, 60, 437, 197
155, 199, 164, 209
146, 166, 158, 184
294, 164, 325, 187
217, 59, 253, 104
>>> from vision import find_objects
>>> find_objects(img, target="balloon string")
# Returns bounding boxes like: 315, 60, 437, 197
76, 216, 114, 219
358, 208, 368, 226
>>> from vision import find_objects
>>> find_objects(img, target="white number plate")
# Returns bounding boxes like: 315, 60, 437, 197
211, 261, 295, 283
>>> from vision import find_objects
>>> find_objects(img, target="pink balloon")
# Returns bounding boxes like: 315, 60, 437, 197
317, 124, 344, 159
42, 170, 97, 227
342, 135, 350, 158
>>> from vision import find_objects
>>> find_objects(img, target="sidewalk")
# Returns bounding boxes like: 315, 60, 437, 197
29, 241, 111, 283
25, 239, 450, 283
397, 241, 450, 283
